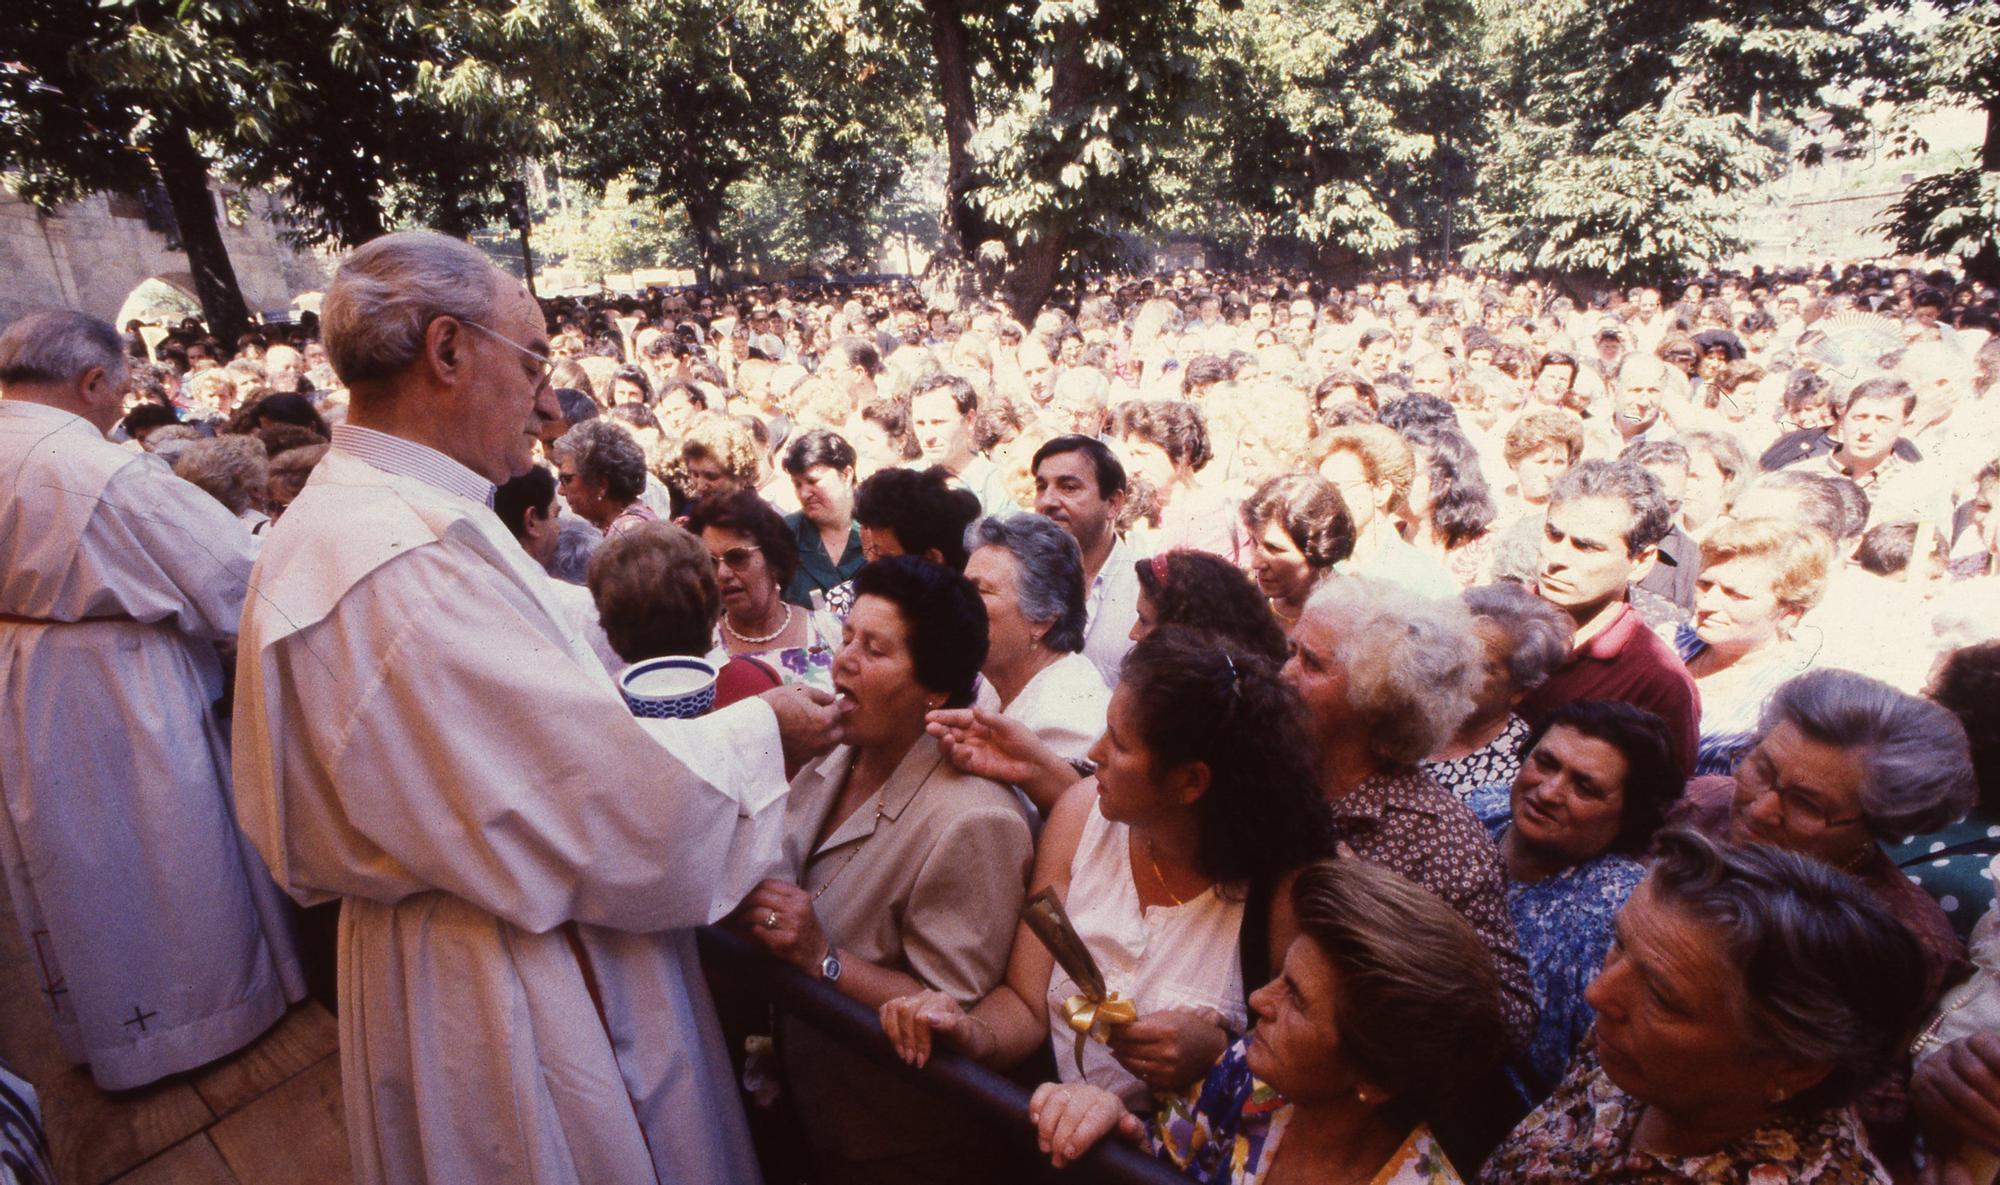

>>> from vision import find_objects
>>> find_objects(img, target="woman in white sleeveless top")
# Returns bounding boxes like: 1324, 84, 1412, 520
880, 626, 1334, 1106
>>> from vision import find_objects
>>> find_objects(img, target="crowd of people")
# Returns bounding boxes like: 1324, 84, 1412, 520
4, 230, 2000, 1185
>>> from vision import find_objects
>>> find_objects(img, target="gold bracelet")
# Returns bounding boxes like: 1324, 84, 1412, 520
962, 1012, 997, 1057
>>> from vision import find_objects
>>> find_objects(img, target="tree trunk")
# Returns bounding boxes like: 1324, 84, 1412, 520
922, 0, 998, 259
999, 232, 1064, 323
918, 0, 1005, 313
686, 190, 730, 292
991, 12, 1098, 323
149, 121, 253, 343
1969, 96, 2000, 288
518, 221, 539, 299
431, 189, 476, 239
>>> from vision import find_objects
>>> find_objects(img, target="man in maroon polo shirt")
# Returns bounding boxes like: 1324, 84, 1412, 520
1519, 459, 1700, 776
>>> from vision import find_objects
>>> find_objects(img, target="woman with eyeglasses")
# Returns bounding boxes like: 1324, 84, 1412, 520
1669, 667, 1977, 1169
1672, 667, 1974, 995
685, 489, 840, 691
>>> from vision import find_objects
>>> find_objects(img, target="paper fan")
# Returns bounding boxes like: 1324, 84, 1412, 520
1806, 311, 1906, 379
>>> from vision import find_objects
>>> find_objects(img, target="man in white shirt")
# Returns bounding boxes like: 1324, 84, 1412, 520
1786, 375, 1952, 548
1585, 353, 1672, 459
1628, 287, 1670, 353
233, 231, 838, 1185
911, 373, 1017, 514
0, 311, 305, 1090
1032, 435, 1140, 685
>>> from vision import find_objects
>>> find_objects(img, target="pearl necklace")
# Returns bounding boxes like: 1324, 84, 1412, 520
725, 601, 794, 646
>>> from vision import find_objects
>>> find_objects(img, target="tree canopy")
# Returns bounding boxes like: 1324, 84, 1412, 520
2, 0, 1993, 322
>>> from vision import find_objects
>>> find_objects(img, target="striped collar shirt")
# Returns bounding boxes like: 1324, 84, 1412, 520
330, 423, 495, 507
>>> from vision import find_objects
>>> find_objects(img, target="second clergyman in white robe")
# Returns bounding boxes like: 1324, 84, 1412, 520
0, 398, 304, 1090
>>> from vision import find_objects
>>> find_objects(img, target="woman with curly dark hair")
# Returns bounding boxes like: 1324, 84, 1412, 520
882, 627, 1335, 1107
742, 556, 1031, 1184
852, 466, 982, 572
1396, 422, 1499, 586
1111, 399, 1243, 562
1239, 472, 1355, 634
1130, 548, 1289, 663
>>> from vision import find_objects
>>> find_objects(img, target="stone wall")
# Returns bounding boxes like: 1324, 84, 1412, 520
0, 181, 327, 333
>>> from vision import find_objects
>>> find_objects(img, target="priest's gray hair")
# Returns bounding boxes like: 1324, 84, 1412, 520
1757, 668, 1976, 839
322, 230, 501, 386
967, 513, 1087, 654
0, 310, 128, 388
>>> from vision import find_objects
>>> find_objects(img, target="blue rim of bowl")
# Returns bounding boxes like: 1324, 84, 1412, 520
620, 656, 718, 701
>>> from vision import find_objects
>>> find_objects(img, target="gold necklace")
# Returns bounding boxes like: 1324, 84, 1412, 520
810, 752, 944, 901
1270, 599, 1300, 625
811, 805, 885, 901
1145, 838, 1190, 908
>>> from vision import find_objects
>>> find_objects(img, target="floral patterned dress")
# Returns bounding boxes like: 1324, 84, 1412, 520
1466, 783, 1645, 1097
1425, 715, 1533, 802
1479, 1045, 1890, 1185
1151, 1036, 1464, 1185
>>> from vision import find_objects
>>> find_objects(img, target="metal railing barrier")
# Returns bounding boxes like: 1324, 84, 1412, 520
697, 925, 1189, 1185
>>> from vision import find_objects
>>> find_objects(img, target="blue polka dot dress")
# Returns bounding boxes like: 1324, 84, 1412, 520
1888, 813, 2000, 945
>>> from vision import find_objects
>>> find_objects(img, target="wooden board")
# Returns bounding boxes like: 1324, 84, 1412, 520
208, 1055, 350, 1185
192, 1003, 339, 1117
107, 1136, 242, 1185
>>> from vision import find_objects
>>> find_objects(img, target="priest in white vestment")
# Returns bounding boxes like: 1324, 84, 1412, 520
232, 232, 838, 1185
0, 311, 305, 1090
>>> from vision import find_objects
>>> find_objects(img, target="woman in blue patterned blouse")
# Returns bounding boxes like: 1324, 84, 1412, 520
1465, 699, 1683, 1098
1026, 859, 1508, 1185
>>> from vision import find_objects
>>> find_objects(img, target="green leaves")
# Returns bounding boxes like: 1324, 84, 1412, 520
1878, 167, 2000, 279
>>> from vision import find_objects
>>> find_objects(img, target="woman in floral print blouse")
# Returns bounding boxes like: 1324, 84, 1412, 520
1464, 699, 1684, 1098
1028, 859, 1507, 1185
1481, 829, 1929, 1185
1426, 582, 1573, 801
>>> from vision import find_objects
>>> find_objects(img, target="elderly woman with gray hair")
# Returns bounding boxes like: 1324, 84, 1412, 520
1426, 583, 1573, 799
963, 514, 1111, 811
551, 418, 655, 538
1670, 666, 1977, 1170
1283, 575, 1538, 1053
1483, 829, 1930, 1185
1672, 667, 1974, 1004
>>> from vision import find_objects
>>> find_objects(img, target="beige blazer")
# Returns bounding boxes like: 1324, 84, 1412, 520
779, 734, 1035, 1162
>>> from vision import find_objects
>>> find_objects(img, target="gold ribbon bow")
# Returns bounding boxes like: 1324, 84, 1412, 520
1060, 992, 1138, 1076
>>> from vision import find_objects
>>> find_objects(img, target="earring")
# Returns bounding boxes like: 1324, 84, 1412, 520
1767, 1087, 1787, 1104
1355, 1089, 1373, 1104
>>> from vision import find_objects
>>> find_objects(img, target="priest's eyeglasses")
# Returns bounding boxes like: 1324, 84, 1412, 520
459, 318, 555, 392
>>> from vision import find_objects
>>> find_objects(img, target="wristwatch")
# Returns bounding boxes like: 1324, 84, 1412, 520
819, 946, 843, 983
